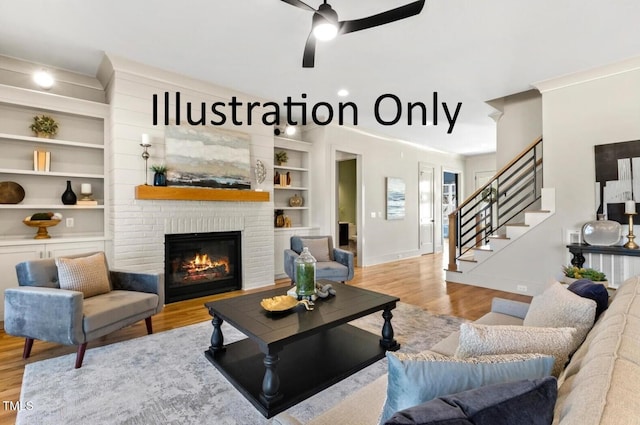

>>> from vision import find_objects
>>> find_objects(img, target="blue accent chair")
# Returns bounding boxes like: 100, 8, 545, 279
284, 235, 354, 283
3, 252, 164, 368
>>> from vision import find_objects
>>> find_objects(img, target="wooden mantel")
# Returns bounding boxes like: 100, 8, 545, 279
135, 185, 270, 202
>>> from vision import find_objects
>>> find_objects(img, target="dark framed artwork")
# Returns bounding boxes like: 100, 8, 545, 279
594, 140, 640, 223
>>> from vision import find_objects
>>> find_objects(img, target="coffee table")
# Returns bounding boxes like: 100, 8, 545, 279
204, 281, 400, 418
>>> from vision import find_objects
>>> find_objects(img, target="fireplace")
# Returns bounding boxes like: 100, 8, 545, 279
165, 231, 242, 303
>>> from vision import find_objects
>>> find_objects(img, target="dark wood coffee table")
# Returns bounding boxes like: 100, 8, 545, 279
204, 281, 400, 418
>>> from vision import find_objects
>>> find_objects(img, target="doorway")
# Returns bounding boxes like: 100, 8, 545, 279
442, 171, 459, 239
419, 163, 434, 254
336, 152, 360, 265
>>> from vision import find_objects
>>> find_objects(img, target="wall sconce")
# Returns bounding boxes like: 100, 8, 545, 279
141, 134, 151, 185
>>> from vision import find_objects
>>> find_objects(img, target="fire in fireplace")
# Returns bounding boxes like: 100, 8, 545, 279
165, 231, 241, 303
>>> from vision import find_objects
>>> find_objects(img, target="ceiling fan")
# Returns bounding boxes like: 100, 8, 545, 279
280, 0, 426, 68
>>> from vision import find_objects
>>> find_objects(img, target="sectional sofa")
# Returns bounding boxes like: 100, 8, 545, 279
274, 276, 640, 425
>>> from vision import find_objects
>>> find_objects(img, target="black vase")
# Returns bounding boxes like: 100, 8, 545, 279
153, 172, 167, 186
61, 180, 77, 205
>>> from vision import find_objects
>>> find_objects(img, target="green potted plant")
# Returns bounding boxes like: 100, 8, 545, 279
150, 164, 168, 186
275, 151, 288, 166
30, 115, 59, 138
562, 265, 607, 285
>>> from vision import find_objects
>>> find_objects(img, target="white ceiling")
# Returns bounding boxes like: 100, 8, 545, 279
1, 0, 639, 156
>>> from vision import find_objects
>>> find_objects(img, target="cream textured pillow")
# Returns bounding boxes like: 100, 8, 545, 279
455, 323, 577, 377
300, 237, 333, 262
56, 252, 111, 298
523, 281, 596, 349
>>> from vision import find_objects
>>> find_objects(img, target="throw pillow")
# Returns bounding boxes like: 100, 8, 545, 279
300, 237, 333, 262
56, 252, 111, 298
567, 279, 609, 318
455, 323, 576, 377
384, 377, 557, 425
379, 351, 555, 424
523, 281, 596, 349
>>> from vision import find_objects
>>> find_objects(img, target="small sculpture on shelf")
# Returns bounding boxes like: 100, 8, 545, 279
289, 193, 304, 207
30, 115, 59, 139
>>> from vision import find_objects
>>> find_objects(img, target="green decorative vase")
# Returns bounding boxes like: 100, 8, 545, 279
295, 247, 316, 298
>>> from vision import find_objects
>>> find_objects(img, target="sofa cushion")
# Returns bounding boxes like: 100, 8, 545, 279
300, 237, 334, 262
56, 252, 111, 298
523, 281, 596, 349
316, 261, 349, 280
385, 377, 557, 425
567, 279, 609, 318
455, 323, 576, 377
380, 351, 555, 424
82, 290, 158, 333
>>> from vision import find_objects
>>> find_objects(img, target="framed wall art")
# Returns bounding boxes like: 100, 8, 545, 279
594, 140, 640, 223
165, 125, 251, 190
386, 177, 405, 220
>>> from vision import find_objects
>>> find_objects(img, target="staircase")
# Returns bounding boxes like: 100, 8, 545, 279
446, 137, 555, 285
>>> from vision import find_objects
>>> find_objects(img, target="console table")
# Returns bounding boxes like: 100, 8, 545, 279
567, 243, 640, 268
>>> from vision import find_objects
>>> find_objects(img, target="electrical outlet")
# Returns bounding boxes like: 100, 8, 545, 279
517, 284, 528, 292
66, 217, 74, 228
370, 212, 376, 218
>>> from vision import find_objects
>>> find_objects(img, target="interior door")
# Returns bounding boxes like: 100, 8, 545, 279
419, 163, 434, 254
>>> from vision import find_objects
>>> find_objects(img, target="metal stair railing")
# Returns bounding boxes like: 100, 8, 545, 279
448, 136, 543, 271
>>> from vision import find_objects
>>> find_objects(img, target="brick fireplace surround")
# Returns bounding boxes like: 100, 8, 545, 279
110, 200, 274, 291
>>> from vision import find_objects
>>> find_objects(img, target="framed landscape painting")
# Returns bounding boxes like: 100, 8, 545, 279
386, 177, 406, 220
165, 125, 251, 190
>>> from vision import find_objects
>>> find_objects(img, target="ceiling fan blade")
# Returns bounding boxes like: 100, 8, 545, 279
339, 0, 425, 35
302, 31, 317, 68
280, 0, 316, 13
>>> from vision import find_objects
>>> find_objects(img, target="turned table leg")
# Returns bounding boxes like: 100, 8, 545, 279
259, 351, 283, 406
208, 313, 225, 355
380, 306, 400, 351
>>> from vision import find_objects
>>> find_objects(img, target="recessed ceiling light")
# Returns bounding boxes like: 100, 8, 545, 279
337, 89, 349, 97
33, 70, 54, 89
285, 125, 297, 136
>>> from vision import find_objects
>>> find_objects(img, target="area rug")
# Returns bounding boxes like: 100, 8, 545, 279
18, 303, 464, 425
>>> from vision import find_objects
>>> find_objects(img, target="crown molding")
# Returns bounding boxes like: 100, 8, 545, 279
533, 55, 640, 93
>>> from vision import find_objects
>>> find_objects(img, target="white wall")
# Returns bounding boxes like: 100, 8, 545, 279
463, 153, 496, 199
466, 57, 640, 295
489, 90, 542, 169
305, 125, 465, 266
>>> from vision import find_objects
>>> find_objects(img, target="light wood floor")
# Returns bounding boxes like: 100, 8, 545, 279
0, 252, 530, 425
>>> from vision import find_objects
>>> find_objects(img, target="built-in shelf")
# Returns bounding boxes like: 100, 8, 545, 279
0, 132, 104, 150
135, 185, 270, 202
0, 168, 104, 179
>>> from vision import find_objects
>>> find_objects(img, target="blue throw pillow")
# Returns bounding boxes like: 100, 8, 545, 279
384, 377, 557, 425
379, 351, 555, 424
567, 279, 609, 318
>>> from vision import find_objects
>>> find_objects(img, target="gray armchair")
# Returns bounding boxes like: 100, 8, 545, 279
284, 235, 354, 283
3, 252, 164, 368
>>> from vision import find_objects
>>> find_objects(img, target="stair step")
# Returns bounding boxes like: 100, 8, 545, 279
488, 235, 510, 240
506, 222, 529, 227
472, 246, 493, 252
526, 210, 551, 214
458, 257, 477, 263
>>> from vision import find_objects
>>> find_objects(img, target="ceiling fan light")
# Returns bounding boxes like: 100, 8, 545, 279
313, 22, 338, 41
